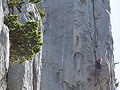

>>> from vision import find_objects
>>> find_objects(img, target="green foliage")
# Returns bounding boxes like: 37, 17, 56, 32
38, 9, 46, 19
4, 15, 42, 64
8, 0, 46, 19
29, 0, 46, 19
36, 4, 46, 19
29, 0, 44, 3
7, 0, 23, 8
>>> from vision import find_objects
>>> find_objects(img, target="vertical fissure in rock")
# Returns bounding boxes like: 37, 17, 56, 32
92, 1, 104, 89
6, 72, 8, 90
92, 0, 97, 61
33, 60, 37, 90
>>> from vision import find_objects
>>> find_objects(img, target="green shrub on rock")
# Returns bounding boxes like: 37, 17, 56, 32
29, 0, 44, 3
7, 0, 23, 8
29, 0, 46, 19
36, 4, 46, 19
4, 15, 42, 64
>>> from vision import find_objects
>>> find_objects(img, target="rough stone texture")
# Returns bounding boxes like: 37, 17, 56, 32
18, 3, 41, 23
0, 24, 9, 90
2, 0, 9, 16
0, 0, 3, 32
41, 0, 115, 90
0, 0, 115, 90
7, 2, 42, 90
7, 61, 34, 90
7, 53, 42, 90
0, 1, 9, 90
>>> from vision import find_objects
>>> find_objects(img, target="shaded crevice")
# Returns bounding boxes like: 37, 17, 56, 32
92, 1, 104, 90
102, 0, 105, 4
92, 0, 98, 61
33, 60, 37, 90
75, 35, 79, 49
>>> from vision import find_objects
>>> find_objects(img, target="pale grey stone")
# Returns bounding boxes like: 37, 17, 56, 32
7, 53, 42, 90
40, 0, 115, 90
7, 2, 43, 90
20, 3, 41, 22
15, 3, 41, 24
0, 0, 115, 90
7, 61, 33, 90
0, 1, 9, 90
0, 24, 9, 90
2, 0, 9, 16
0, 0, 3, 32
23, 0, 29, 3
13, 7, 20, 15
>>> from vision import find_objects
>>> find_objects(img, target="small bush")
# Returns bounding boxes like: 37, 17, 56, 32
29, 0, 46, 19
7, 0, 23, 7
29, 0, 44, 3
36, 4, 46, 19
4, 15, 42, 64
37, 9, 46, 19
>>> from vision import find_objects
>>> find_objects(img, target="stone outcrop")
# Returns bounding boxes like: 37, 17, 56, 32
0, 0, 115, 90
0, 0, 9, 90
6, 1, 43, 90
40, 0, 115, 90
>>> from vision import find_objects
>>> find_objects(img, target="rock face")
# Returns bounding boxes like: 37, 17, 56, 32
0, 0, 9, 90
0, 0, 115, 90
41, 0, 115, 90
6, 2, 43, 90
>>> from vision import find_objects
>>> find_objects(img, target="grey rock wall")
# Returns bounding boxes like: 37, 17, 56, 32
0, 0, 115, 90
41, 0, 115, 90
0, 0, 3, 31
7, 53, 42, 90
0, 0, 9, 90
6, 2, 43, 90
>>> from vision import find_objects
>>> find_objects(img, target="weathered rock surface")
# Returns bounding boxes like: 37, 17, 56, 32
0, 1, 9, 90
7, 53, 42, 90
40, 0, 115, 90
0, 0, 3, 32
0, 0, 115, 90
6, 2, 42, 90
0, 24, 9, 90
2, 0, 9, 16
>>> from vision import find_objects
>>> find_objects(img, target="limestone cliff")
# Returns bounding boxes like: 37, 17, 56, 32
1, 0, 43, 90
0, 0, 9, 90
6, 1, 43, 90
40, 0, 115, 90
0, 0, 116, 90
